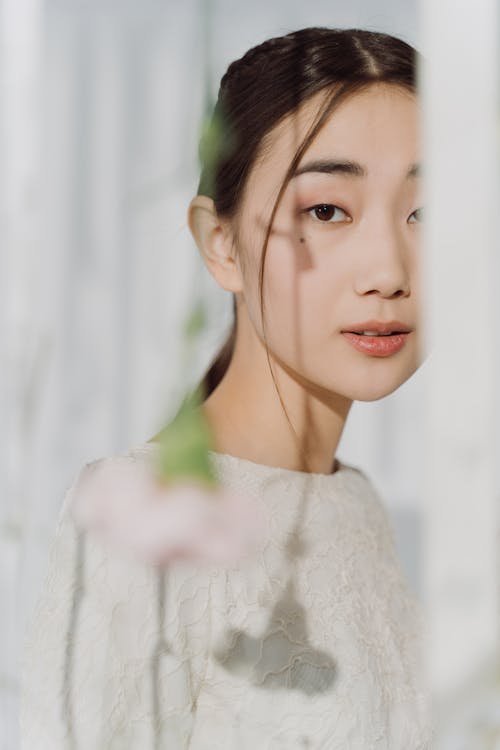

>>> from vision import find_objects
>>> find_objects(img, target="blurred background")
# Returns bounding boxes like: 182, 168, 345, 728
1, 1, 499, 748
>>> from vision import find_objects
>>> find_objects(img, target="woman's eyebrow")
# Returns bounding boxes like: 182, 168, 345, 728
291, 159, 420, 180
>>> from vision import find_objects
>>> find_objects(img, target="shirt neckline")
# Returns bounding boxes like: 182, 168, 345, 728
206, 450, 347, 481
131, 441, 352, 484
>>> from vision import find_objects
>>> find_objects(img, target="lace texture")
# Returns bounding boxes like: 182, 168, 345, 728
19, 445, 433, 749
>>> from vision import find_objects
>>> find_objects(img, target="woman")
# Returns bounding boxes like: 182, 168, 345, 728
20, 26, 432, 749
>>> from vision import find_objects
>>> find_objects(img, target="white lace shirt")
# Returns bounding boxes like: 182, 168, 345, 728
20, 443, 433, 749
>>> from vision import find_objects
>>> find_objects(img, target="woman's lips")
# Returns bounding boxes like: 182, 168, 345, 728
341, 331, 411, 357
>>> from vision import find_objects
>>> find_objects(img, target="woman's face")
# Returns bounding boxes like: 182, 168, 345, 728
234, 82, 424, 402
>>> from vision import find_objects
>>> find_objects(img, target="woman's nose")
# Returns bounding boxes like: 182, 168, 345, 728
355, 218, 411, 298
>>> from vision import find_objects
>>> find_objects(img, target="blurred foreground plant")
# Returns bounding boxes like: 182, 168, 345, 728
72, 454, 263, 566
70, 77, 259, 566
71, 292, 264, 567
153, 296, 218, 489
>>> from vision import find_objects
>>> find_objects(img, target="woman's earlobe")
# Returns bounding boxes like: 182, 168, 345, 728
187, 195, 244, 294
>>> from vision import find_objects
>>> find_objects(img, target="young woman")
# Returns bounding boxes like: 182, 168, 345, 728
20, 26, 431, 749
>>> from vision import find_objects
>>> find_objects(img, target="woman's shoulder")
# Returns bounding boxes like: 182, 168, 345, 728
20, 446, 220, 750
24, 446, 222, 672
45, 446, 222, 603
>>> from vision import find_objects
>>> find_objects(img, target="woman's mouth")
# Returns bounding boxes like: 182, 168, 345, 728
341, 331, 411, 356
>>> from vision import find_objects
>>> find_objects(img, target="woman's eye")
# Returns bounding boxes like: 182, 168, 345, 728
408, 207, 423, 224
304, 204, 349, 223
302, 204, 423, 224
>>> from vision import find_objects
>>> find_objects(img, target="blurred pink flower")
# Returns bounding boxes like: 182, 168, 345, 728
71, 456, 265, 567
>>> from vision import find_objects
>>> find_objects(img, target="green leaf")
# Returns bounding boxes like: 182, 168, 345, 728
198, 102, 238, 198
153, 385, 218, 489
184, 300, 207, 340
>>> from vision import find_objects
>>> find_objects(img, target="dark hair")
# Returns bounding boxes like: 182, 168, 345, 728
195, 26, 419, 427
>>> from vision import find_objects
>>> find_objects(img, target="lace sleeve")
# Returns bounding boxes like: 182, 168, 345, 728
19, 460, 216, 750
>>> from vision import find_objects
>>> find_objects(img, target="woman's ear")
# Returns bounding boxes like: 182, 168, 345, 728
187, 195, 244, 293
